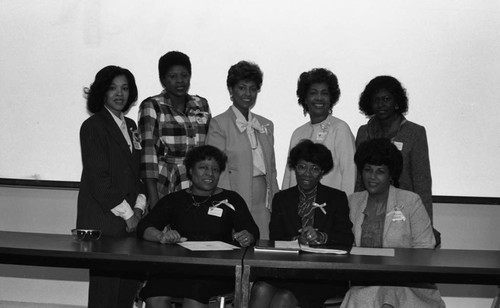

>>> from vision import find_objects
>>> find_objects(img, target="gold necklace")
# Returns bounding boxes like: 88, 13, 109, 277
188, 189, 212, 207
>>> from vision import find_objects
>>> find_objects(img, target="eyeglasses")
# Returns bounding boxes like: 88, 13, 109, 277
71, 229, 101, 241
295, 163, 322, 176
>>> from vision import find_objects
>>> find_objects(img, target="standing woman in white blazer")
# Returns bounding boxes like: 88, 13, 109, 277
282, 68, 356, 195
207, 61, 279, 239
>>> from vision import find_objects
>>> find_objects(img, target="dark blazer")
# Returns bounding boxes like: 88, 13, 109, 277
269, 184, 354, 247
355, 118, 433, 221
77, 108, 143, 238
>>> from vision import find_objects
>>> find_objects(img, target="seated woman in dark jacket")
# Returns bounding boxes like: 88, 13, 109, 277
137, 145, 259, 308
249, 140, 354, 308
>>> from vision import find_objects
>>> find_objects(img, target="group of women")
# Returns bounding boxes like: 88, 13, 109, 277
76, 50, 441, 308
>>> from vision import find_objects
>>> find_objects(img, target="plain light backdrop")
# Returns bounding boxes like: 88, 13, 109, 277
1, 0, 499, 197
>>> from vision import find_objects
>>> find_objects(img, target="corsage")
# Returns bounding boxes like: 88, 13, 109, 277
130, 128, 142, 150
188, 108, 210, 125
258, 123, 270, 135
211, 199, 235, 211
312, 202, 327, 214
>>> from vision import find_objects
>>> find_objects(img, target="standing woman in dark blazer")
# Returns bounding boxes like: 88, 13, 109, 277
77, 65, 145, 308
355, 76, 433, 222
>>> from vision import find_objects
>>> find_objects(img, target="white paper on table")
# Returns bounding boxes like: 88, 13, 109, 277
177, 241, 240, 251
350, 247, 395, 257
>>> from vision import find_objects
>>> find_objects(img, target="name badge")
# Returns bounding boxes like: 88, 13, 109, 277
316, 131, 327, 141
392, 210, 406, 222
208, 207, 223, 217
393, 141, 403, 151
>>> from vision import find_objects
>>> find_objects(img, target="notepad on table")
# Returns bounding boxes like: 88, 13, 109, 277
299, 244, 348, 255
254, 240, 301, 253
254, 240, 348, 255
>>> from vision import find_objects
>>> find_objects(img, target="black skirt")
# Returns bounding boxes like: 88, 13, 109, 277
264, 278, 348, 308
140, 273, 234, 304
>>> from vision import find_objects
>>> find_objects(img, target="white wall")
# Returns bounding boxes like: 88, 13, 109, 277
0, 186, 498, 307
1, 0, 500, 197
0, 187, 87, 307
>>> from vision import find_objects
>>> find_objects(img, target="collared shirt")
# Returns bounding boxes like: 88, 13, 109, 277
231, 106, 266, 176
105, 106, 132, 152
360, 199, 387, 248
138, 91, 210, 197
111, 194, 146, 220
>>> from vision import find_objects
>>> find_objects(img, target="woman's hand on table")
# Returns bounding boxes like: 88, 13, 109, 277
233, 230, 255, 247
298, 226, 319, 245
125, 215, 140, 233
157, 228, 187, 244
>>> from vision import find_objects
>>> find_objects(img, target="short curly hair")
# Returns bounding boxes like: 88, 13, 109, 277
358, 75, 409, 117
296, 68, 341, 115
184, 145, 228, 180
158, 51, 191, 87
85, 65, 138, 114
354, 138, 403, 187
287, 139, 334, 174
226, 61, 263, 90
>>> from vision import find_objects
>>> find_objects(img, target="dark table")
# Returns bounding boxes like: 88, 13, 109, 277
0, 231, 246, 307
2, 232, 499, 308
242, 240, 500, 308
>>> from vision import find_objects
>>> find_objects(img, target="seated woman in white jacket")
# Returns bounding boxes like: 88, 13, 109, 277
341, 138, 445, 308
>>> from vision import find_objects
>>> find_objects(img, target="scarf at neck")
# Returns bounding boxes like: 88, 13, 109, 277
297, 185, 318, 228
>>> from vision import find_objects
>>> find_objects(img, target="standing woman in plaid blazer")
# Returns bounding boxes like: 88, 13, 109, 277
138, 51, 211, 208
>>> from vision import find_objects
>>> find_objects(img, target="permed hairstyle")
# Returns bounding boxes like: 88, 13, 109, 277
158, 51, 192, 87
354, 138, 403, 187
226, 60, 263, 90
358, 75, 409, 117
287, 139, 334, 174
296, 68, 341, 115
184, 145, 228, 180
85, 65, 138, 114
